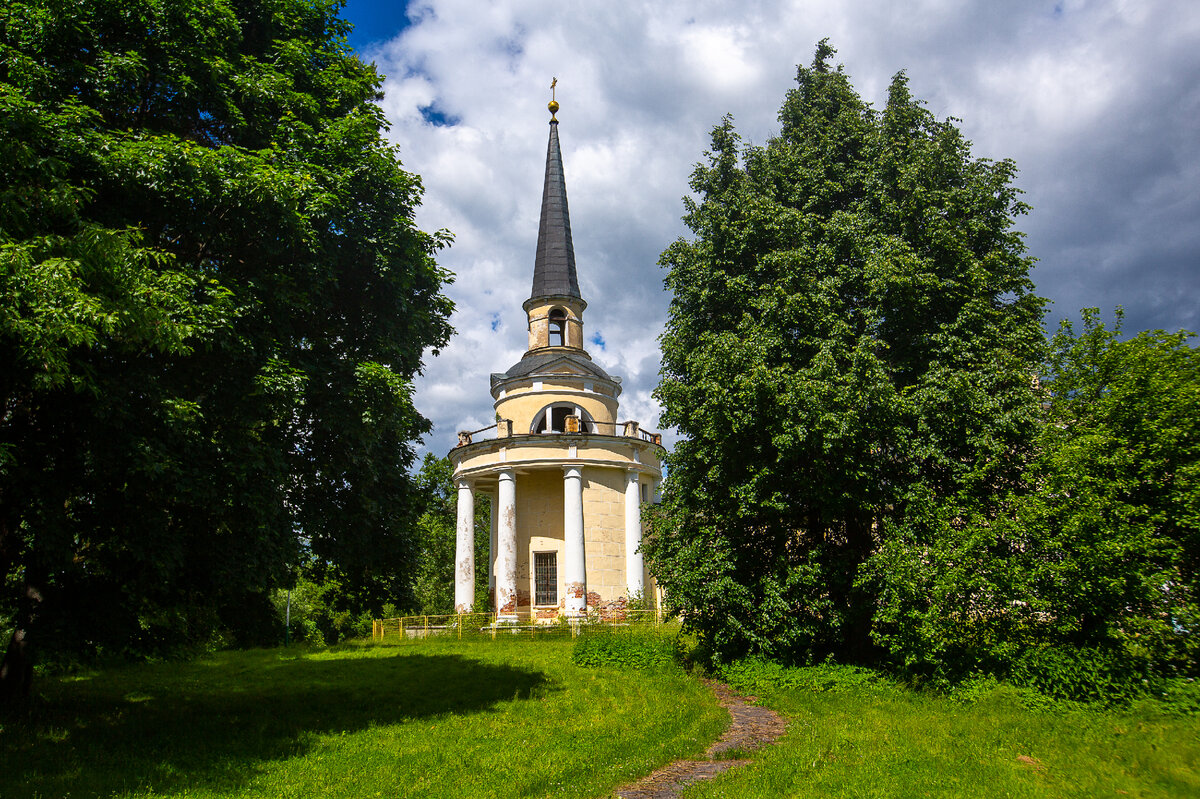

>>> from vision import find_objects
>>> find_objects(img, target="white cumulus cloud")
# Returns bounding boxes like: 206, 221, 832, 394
348, 0, 1200, 455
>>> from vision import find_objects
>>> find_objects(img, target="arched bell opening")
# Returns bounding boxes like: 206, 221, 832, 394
531, 402, 595, 434
548, 308, 567, 347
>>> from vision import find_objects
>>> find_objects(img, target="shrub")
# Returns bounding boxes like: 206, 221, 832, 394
572, 628, 680, 672
1008, 644, 1158, 705
718, 659, 895, 695
1137, 678, 1200, 716
271, 577, 374, 646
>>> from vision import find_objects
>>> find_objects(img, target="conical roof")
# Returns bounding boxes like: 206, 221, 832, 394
530, 120, 581, 300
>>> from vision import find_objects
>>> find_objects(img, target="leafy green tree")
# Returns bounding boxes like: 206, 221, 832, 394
862, 310, 1200, 685
409, 454, 457, 616
645, 42, 1045, 668
1027, 310, 1198, 670
270, 572, 374, 646
0, 0, 452, 704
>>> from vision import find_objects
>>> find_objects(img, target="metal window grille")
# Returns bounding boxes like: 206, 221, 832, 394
534, 552, 557, 606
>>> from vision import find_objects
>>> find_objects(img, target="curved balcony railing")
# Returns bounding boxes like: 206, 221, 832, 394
456, 418, 663, 447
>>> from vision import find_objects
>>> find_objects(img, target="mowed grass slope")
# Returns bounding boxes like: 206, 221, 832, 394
0, 637, 725, 798
683, 678, 1200, 798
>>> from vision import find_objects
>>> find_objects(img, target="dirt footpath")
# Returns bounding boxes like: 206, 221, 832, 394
608, 680, 788, 799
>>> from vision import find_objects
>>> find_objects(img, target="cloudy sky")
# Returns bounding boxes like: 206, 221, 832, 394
341, 0, 1200, 456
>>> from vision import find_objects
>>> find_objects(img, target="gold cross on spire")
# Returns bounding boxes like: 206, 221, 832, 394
548, 77, 560, 121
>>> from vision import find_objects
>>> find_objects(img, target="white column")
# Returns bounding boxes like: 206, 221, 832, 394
496, 469, 518, 621
563, 466, 587, 617
652, 478, 663, 615
454, 479, 475, 613
488, 491, 497, 596
625, 470, 644, 599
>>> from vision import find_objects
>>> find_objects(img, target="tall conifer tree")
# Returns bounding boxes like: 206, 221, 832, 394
646, 42, 1045, 666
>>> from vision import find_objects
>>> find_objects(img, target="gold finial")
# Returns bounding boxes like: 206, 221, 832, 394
548, 77, 559, 121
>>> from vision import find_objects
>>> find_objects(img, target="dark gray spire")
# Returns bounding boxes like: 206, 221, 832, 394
530, 120, 581, 300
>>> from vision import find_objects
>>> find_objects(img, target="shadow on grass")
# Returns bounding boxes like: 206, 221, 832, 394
0, 649, 554, 798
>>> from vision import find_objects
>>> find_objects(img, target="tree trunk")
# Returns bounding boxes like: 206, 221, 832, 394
840, 513, 881, 664
0, 579, 43, 712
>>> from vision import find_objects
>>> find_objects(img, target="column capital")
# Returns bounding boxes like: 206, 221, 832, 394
562, 465, 583, 480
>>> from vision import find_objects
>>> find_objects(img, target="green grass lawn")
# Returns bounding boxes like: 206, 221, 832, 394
0, 636, 725, 798
7, 637, 1197, 799
683, 678, 1200, 798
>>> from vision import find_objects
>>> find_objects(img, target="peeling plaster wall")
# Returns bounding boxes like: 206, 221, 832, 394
496, 389, 618, 432
515, 469, 564, 611
450, 427, 664, 615
454, 439, 662, 475
502, 378, 617, 398
508, 465, 656, 613
581, 468, 629, 602
524, 298, 585, 350
528, 533, 565, 610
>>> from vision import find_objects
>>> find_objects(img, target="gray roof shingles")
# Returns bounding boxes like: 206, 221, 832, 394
530, 121, 581, 301
490, 351, 618, 388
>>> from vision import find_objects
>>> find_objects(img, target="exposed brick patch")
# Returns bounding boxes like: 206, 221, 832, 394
516, 589, 531, 607
596, 597, 631, 621
586, 591, 602, 607
607, 680, 788, 799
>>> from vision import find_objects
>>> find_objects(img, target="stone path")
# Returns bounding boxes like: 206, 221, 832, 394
607, 680, 789, 799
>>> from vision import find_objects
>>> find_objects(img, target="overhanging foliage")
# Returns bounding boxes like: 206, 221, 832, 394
0, 0, 453, 702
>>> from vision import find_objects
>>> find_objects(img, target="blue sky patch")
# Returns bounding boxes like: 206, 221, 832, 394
343, 0, 412, 51
419, 103, 460, 127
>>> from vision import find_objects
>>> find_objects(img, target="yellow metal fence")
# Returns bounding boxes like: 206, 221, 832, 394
371, 608, 665, 642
